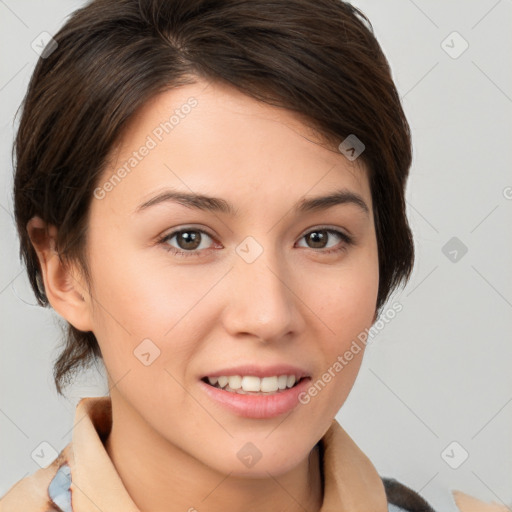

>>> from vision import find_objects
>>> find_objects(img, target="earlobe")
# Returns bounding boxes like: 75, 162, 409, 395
26, 216, 93, 332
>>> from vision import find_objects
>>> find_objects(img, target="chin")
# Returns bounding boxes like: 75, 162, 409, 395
215, 438, 310, 478
221, 456, 305, 479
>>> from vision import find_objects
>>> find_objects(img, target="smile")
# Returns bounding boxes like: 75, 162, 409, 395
202, 374, 304, 395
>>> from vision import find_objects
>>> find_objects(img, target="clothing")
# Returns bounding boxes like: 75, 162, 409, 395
0, 396, 481, 511
451, 491, 510, 512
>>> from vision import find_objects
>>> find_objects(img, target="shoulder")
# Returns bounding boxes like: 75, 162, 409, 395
382, 477, 436, 512
0, 444, 72, 512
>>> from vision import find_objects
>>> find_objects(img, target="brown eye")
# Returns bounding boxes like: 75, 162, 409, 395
297, 227, 353, 254
160, 228, 215, 256
305, 230, 329, 249
175, 230, 202, 250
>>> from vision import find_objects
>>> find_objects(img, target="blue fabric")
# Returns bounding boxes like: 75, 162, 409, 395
48, 463, 72, 512
389, 504, 408, 512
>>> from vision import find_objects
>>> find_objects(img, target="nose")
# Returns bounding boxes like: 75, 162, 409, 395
221, 244, 304, 343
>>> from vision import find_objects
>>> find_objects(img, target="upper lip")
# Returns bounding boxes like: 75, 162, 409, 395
202, 364, 310, 380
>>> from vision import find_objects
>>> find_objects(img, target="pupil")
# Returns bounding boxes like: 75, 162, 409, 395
308, 230, 326, 248
178, 231, 200, 250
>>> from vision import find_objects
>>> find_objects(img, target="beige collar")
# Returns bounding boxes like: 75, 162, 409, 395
66, 396, 388, 511
452, 490, 510, 512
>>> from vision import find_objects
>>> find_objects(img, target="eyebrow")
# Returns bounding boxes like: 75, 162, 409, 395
134, 188, 369, 216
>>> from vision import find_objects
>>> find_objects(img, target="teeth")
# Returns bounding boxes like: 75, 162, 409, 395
217, 376, 229, 388
206, 374, 300, 393
260, 376, 278, 392
228, 375, 242, 389
242, 376, 261, 392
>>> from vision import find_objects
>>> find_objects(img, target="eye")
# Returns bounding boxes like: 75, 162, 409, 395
159, 228, 216, 257
158, 226, 353, 258
296, 227, 353, 254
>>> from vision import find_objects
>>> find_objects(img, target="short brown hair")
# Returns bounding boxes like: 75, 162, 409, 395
13, 0, 414, 396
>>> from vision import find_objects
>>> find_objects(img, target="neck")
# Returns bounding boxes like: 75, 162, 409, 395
104, 394, 323, 512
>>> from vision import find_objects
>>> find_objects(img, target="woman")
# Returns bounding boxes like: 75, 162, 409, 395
0, 0, 496, 510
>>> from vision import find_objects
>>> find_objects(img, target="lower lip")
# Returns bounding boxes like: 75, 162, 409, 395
199, 378, 311, 419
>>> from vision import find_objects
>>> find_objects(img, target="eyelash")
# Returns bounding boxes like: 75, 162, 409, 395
157, 226, 353, 258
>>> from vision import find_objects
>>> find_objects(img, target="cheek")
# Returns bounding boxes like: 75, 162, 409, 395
300, 262, 378, 416
312, 249, 379, 334
318, 279, 377, 375
87, 241, 222, 360
305, 245, 378, 390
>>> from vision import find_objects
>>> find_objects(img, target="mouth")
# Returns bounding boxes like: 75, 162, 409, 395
199, 369, 312, 419
201, 374, 308, 395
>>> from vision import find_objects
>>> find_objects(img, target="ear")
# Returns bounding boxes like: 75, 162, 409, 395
26, 216, 94, 332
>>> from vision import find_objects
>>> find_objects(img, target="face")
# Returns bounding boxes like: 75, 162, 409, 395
79, 78, 379, 476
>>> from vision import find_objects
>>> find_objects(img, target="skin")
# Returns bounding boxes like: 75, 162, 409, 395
28, 78, 379, 512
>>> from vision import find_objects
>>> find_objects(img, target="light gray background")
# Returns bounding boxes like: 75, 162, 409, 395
1, 1, 511, 510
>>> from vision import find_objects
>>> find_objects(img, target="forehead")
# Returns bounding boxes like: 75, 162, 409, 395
93, 78, 371, 219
